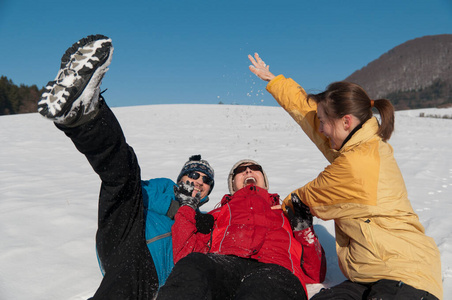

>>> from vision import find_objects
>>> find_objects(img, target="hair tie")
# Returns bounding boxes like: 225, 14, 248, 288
370, 100, 375, 107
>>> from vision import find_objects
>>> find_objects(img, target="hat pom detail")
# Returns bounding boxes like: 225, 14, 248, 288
189, 154, 202, 161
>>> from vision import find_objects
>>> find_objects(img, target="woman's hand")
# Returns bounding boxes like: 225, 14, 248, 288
286, 193, 313, 231
248, 53, 276, 82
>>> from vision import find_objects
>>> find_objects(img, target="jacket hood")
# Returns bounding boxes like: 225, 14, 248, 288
227, 159, 269, 195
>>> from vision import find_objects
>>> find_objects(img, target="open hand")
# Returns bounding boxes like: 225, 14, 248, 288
248, 53, 276, 82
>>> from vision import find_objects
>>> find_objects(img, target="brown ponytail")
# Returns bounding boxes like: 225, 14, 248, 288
372, 99, 395, 141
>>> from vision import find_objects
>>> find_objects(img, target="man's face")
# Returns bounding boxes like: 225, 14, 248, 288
232, 163, 266, 192
180, 171, 211, 199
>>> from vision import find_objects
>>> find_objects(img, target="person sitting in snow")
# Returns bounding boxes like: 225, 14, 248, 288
157, 159, 327, 300
248, 52, 443, 300
37, 34, 215, 299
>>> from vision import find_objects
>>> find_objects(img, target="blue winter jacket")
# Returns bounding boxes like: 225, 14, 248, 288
141, 177, 209, 287
141, 178, 177, 287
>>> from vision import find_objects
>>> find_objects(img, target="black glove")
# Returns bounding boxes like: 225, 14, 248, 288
174, 181, 201, 210
195, 211, 215, 234
286, 193, 313, 231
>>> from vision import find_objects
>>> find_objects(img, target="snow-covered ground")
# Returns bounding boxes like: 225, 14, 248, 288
1, 104, 451, 299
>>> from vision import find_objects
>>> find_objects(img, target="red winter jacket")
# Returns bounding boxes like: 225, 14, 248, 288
172, 185, 326, 292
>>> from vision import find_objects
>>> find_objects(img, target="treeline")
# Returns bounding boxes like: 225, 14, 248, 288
0, 76, 44, 115
385, 79, 452, 110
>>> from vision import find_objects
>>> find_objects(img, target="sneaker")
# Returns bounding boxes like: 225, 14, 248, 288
38, 34, 114, 125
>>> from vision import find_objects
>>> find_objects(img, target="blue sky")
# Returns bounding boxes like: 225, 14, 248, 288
1, 0, 451, 108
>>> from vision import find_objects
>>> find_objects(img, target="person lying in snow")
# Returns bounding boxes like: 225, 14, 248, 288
37, 34, 215, 299
157, 159, 326, 300
248, 52, 443, 300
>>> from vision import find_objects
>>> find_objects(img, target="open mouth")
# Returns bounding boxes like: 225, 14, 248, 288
193, 187, 203, 196
244, 177, 256, 186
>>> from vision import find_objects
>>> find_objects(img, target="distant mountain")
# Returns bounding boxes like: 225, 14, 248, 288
345, 34, 452, 110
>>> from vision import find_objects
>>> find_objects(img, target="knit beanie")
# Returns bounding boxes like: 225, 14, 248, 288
227, 159, 269, 195
177, 155, 215, 194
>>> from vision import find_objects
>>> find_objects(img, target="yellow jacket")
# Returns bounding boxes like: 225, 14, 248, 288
267, 75, 443, 299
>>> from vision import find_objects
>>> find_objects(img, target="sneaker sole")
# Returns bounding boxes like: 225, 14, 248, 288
38, 34, 113, 119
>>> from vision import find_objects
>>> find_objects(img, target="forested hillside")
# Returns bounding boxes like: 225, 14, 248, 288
345, 34, 452, 110
0, 76, 43, 115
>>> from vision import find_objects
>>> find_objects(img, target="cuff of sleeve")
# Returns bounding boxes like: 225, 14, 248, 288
266, 74, 285, 92
166, 200, 181, 219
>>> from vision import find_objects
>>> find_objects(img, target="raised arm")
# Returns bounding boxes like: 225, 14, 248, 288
171, 182, 212, 263
249, 53, 338, 163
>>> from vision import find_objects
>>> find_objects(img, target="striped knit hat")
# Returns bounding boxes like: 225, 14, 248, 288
177, 155, 215, 194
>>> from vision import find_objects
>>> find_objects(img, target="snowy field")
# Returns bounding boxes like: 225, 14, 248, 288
1, 104, 451, 299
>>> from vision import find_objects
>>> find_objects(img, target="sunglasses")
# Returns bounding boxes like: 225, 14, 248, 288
186, 171, 213, 185
233, 164, 263, 176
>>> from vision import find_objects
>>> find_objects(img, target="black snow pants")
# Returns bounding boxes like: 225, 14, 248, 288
57, 100, 159, 299
310, 279, 439, 300
156, 252, 307, 300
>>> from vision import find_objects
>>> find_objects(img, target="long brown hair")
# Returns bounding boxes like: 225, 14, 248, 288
308, 81, 395, 141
